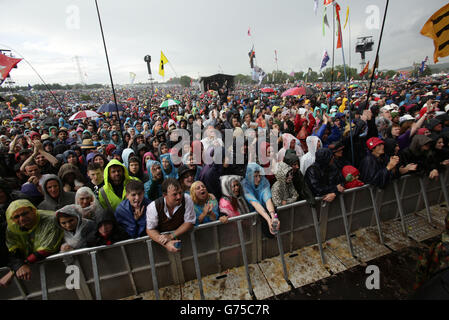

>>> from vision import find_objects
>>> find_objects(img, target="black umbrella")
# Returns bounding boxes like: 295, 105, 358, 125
40, 117, 59, 127
97, 103, 124, 113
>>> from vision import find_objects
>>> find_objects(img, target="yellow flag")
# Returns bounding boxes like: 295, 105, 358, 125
343, 6, 349, 29
421, 3, 449, 63
159, 51, 169, 77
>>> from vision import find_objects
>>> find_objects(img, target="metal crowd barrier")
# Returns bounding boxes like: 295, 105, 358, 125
1, 170, 448, 300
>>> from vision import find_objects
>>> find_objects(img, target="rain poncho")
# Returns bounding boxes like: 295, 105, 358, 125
54, 204, 96, 251
100, 129, 111, 145
219, 175, 250, 217
121, 148, 135, 169
304, 148, 344, 196
277, 133, 304, 162
271, 162, 299, 207
143, 160, 163, 201
241, 163, 272, 210
5, 200, 63, 269
300, 136, 322, 176
160, 153, 178, 179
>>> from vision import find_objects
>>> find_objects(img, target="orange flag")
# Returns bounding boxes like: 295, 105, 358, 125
359, 61, 370, 77
420, 3, 449, 63
335, 3, 343, 49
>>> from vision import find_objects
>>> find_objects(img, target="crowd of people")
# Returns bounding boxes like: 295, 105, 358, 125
1, 77, 449, 290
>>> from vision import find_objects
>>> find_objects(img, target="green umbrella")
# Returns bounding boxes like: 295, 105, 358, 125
160, 99, 181, 108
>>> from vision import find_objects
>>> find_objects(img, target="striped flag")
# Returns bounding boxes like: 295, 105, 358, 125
420, 3, 449, 63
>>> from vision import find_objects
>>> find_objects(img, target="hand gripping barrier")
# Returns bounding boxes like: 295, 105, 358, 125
1, 171, 448, 300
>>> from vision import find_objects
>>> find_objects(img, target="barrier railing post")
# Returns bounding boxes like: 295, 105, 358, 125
237, 219, 255, 297
368, 187, 385, 245
289, 207, 294, 253
145, 240, 160, 300
39, 263, 48, 300
338, 194, 355, 257
120, 245, 138, 297
372, 189, 384, 226
419, 177, 433, 224
13, 276, 28, 300
90, 251, 102, 300
275, 230, 289, 282
319, 201, 329, 243
190, 230, 205, 300
439, 172, 449, 207
393, 180, 407, 235
311, 206, 326, 264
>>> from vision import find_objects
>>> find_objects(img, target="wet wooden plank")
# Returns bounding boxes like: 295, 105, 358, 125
324, 235, 359, 269
284, 246, 331, 289
350, 228, 391, 262
180, 264, 274, 300
257, 257, 291, 296
181, 266, 251, 300
380, 220, 416, 251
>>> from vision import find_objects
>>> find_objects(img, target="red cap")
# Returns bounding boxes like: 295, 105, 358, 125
366, 137, 384, 150
417, 128, 430, 135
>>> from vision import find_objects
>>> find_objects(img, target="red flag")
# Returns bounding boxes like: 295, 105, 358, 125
0, 53, 22, 82
323, 0, 334, 6
359, 61, 370, 77
335, 3, 342, 49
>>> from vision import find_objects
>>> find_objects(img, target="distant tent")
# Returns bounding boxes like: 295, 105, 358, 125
199, 73, 234, 93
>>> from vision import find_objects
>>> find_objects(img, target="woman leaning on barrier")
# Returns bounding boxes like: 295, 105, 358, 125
241, 163, 279, 237
190, 181, 228, 226
219, 175, 251, 218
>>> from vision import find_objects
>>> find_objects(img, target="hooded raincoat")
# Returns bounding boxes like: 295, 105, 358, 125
300, 136, 322, 175
98, 159, 139, 212
219, 175, 251, 218
54, 204, 96, 251
271, 162, 299, 207
38, 175, 76, 211
6, 200, 63, 271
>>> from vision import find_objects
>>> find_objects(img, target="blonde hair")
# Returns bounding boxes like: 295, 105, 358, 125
190, 181, 209, 205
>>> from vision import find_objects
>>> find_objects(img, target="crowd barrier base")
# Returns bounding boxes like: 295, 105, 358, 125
1, 171, 449, 300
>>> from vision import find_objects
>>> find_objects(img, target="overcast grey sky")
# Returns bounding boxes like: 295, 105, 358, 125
1, 0, 448, 85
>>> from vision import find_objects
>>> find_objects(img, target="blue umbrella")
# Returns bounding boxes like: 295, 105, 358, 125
97, 103, 125, 113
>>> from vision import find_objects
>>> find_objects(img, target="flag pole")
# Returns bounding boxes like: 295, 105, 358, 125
0, 45, 68, 117
329, 3, 336, 106
335, 2, 354, 165
94, 0, 124, 142
365, 0, 389, 109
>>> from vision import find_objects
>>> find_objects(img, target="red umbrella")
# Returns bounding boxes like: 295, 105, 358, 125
13, 113, 34, 122
69, 110, 101, 120
281, 86, 315, 97
261, 87, 275, 93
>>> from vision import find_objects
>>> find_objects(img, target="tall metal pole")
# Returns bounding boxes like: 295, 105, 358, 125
94, 0, 124, 141
365, 0, 390, 109
335, 2, 354, 165
329, 5, 336, 105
